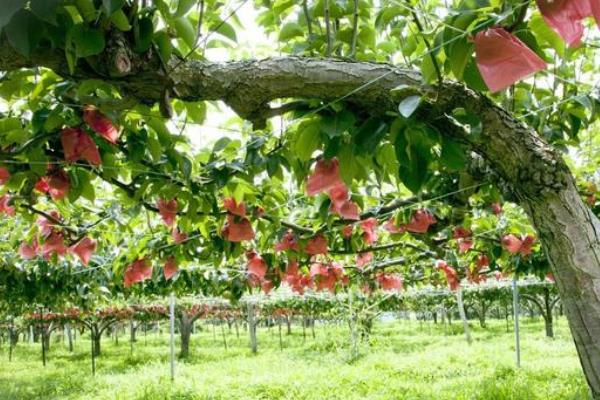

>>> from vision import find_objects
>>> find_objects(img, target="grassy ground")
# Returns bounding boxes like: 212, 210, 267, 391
0, 316, 591, 400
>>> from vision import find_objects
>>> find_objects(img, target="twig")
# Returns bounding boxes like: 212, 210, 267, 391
331, 241, 435, 256
302, 0, 314, 43
145, 208, 155, 234
407, 0, 442, 86
324, 0, 332, 57
507, 0, 530, 32
20, 204, 78, 235
195, 0, 205, 47
169, 0, 249, 73
350, 0, 359, 57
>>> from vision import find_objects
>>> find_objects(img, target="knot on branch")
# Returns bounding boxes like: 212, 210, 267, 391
106, 30, 134, 78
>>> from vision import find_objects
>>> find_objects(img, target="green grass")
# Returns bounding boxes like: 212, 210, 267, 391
0, 316, 591, 399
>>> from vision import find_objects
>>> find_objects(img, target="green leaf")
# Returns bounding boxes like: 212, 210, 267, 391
102, 0, 126, 15
146, 117, 172, 145
184, 101, 206, 123
358, 26, 376, 49
179, 156, 193, 181
110, 9, 131, 31
213, 137, 232, 152
398, 95, 421, 118
375, 6, 407, 28
26, 147, 47, 176
4, 10, 43, 57
398, 148, 428, 193
30, 0, 62, 25
420, 54, 438, 84
174, 0, 197, 17
147, 133, 162, 162
320, 110, 355, 138
212, 21, 237, 43
443, 11, 476, 74
154, 30, 173, 62
172, 17, 196, 48
266, 156, 282, 179
463, 58, 488, 92
293, 121, 321, 161
529, 14, 565, 57
133, 17, 154, 53
68, 170, 82, 203
71, 25, 106, 58
279, 22, 304, 41
440, 137, 466, 170
312, 0, 345, 18
353, 118, 387, 153
395, 125, 432, 193
375, 142, 399, 182
78, 169, 96, 201
75, 0, 97, 22
0, 0, 25, 29
447, 37, 473, 80
338, 145, 357, 185
0, 117, 27, 144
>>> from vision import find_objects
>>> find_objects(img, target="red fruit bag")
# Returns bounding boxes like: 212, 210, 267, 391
593, 0, 600, 25
536, 0, 592, 47
474, 27, 546, 93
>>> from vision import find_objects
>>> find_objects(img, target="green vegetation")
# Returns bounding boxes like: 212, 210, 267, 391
0, 317, 588, 400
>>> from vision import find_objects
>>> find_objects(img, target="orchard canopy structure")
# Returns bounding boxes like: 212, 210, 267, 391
1, 0, 600, 397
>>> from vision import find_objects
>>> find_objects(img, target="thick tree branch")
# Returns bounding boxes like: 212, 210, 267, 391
0, 38, 419, 123
1, 39, 564, 199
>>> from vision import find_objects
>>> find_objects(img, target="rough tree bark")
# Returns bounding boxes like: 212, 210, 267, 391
66, 323, 73, 352
130, 320, 138, 343
92, 333, 102, 357
179, 315, 192, 358
85, 320, 116, 357
285, 316, 292, 335
2, 44, 600, 397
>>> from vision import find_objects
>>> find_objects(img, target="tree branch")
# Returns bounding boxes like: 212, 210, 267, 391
330, 241, 435, 256
0, 35, 571, 198
350, 0, 359, 57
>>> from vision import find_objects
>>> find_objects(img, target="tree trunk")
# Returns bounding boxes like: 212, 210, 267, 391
130, 320, 137, 343
179, 315, 193, 358
42, 331, 51, 353
544, 316, 555, 338
66, 323, 73, 352
478, 314, 487, 329
302, 317, 307, 342
433, 84, 600, 397
220, 323, 228, 350
521, 186, 600, 395
544, 288, 555, 338
9, 328, 19, 347
286, 316, 292, 335
478, 303, 489, 329
248, 304, 258, 354
278, 318, 283, 350
92, 334, 101, 357
456, 290, 472, 344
